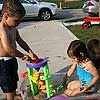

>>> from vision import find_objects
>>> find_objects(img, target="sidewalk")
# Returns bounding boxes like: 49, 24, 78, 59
18, 20, 100, 100
1, 20, 100, 100
18, 20, 78, 75
17, 20, 78, 86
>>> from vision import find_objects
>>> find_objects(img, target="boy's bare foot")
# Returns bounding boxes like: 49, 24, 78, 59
14, 94, 23, 100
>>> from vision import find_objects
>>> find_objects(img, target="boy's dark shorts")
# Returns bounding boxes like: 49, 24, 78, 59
0, 58, 19, 93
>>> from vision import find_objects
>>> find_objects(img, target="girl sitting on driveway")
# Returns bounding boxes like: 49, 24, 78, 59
62, 40, 99, 97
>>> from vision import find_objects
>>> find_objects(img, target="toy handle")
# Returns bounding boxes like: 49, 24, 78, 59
31, 58, 42, 64
20, 71, 28, 78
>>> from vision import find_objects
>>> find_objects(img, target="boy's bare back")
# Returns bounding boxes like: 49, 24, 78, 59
0, 23, 17, 57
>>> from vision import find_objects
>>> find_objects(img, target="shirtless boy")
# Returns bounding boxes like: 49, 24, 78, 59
0, 0, 38, 100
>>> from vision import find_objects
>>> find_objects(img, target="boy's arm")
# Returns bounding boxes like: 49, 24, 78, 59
16, 30, 38, 59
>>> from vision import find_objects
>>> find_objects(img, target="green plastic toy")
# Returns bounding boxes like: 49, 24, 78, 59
26, 59, 54, 98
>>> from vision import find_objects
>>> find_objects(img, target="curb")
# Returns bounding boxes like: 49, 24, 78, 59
63, 21, 100, 26
63, 17, 100, 26
63, 21, 84, 26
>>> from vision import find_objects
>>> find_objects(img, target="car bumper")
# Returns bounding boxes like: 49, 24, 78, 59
83, 7, 98, 14
52, 8, 60, 15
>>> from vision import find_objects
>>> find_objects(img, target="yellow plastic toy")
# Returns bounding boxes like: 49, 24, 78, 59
32, 72, 40, 84
32, 72, 46, 90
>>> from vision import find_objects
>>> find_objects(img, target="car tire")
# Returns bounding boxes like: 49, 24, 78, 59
39, 9, 52, 21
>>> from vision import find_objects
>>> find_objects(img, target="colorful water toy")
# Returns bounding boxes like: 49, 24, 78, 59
26, 59, 54, 98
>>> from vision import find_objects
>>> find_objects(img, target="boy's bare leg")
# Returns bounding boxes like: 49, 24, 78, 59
5, 92, 14, 100
14, 91, 22, 100
5, 91, 23, 100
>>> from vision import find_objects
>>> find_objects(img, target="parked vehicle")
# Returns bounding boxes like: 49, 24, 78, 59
82, 0, 99, 16
0, 0, 59, 21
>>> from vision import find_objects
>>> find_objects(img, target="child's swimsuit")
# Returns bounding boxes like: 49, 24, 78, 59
76, 65, 96, 91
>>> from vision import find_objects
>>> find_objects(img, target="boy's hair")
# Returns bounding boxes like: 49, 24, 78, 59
67, 40, 89, 63
2, 0, 26, 17
87, 39, 100, 59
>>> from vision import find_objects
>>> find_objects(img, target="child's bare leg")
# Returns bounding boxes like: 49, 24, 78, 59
64, 80, 81, 96
5, 92, 14, 100
70, 87, 84, 96
67, 80, 80, 90
14, 91, 22, 100
70, 87, 95, 97
5, 91, 23, 100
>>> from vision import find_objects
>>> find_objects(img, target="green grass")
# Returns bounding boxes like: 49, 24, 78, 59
43, 0, 84, 9
67, 25, 100, 44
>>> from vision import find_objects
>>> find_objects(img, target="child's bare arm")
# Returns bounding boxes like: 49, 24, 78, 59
67, 62, 77, 77
16, 30, 38, 59
83, 61, 99, 91
62, 62, 77, 85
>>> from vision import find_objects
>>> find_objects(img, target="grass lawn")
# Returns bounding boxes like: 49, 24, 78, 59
67, 24, 100, 44
43, 0, 84, 9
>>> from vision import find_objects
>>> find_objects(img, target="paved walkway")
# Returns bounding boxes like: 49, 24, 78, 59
18, 20, 78, 73
0, 20, 78, 99
1, 20, 100, 99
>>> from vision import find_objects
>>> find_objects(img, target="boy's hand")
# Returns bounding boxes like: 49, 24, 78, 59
29, 50, 39, 59
22, 55, 32, 62
31, 58, 42, 64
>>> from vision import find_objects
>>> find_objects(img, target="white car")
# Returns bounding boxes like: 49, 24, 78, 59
0, 0, 59, 21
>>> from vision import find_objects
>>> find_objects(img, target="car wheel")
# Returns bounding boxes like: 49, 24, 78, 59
39, 9, 52, 21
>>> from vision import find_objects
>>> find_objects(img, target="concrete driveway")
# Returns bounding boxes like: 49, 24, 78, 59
0, 20, 78, 99
17, 20, 77, 75
16, 20, 78, 91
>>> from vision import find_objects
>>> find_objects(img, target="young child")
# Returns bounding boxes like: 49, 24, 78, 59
87, 39, 100, 70
62, 40, 99, 97
0, 0, 39, 100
